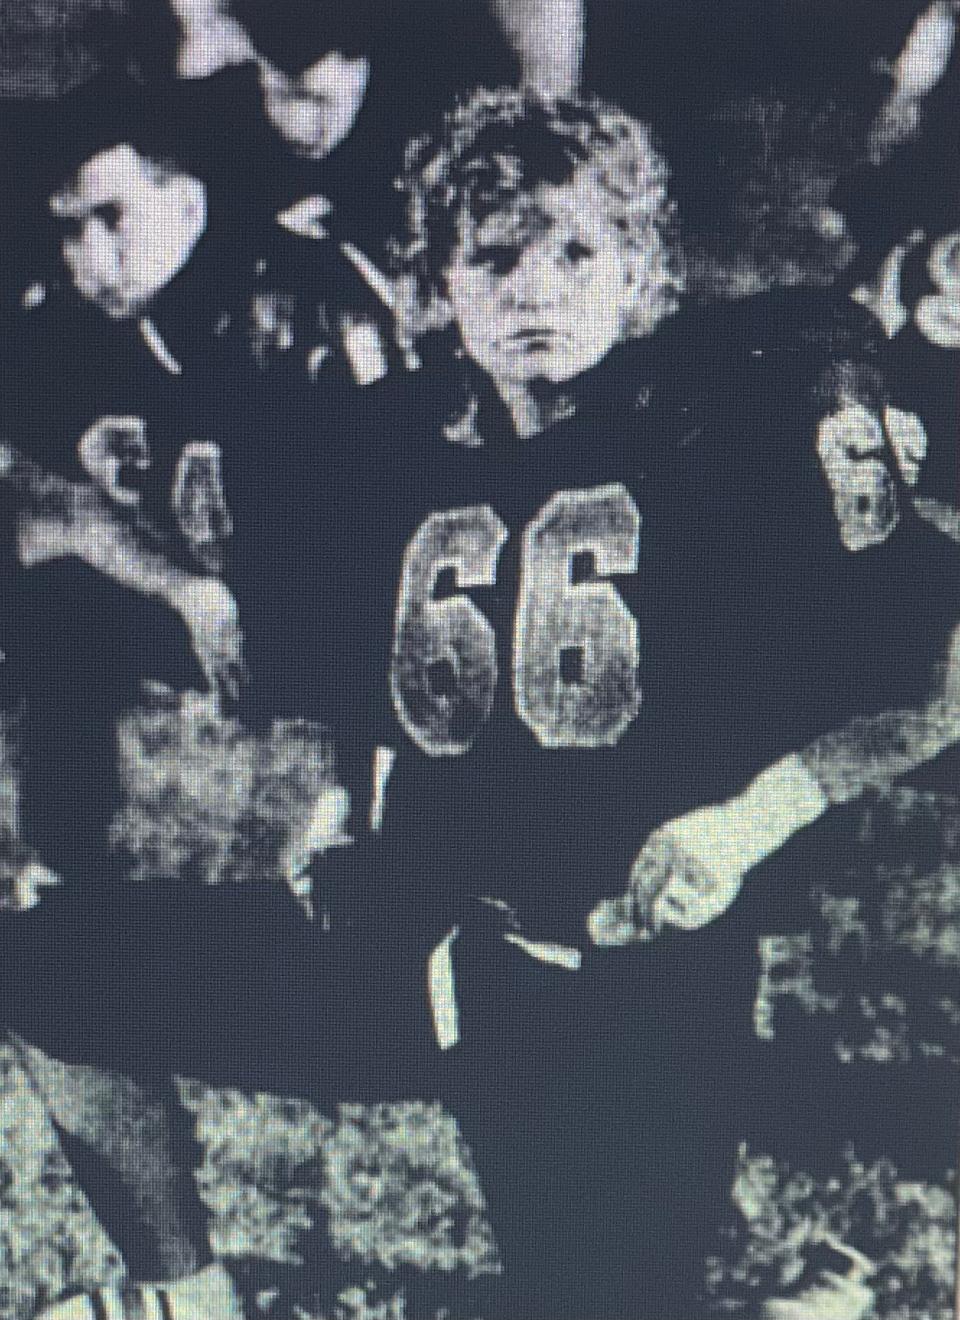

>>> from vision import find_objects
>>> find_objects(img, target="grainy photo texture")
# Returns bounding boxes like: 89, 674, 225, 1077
0, 3, 958, 1318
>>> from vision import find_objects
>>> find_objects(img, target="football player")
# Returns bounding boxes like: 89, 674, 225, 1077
0, 440, 252, 1318
215, 87, 960, 1318
6, 86, 960, 1320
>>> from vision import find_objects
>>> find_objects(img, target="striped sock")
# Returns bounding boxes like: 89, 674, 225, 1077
39, 1287, 168, 1320
41, 1266, 241, 1320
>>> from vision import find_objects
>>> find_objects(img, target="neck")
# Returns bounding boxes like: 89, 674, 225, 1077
492, 375, 543, 438
491, 374, 575, 440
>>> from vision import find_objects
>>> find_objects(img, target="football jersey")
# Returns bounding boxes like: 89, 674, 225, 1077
0, 552, 205, 883
226, 291, 960, 952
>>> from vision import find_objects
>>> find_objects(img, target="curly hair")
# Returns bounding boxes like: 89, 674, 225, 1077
392, 86, 684, 341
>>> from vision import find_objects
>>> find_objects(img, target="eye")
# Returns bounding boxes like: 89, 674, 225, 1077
564, 239, 594, 265
92, 203, 123, 230
470, 244, 521, 275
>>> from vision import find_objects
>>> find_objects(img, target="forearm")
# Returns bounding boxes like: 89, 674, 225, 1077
593, 686, 960, 942
20, 491, 191, 603
674, 692, 960, 881
664, 754, 829, 887
2, 442, 191, 600
797, 700, 960, 805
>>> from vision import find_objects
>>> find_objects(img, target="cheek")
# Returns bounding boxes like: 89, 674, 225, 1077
449, 271, 499, 330
75, 220, 121, 275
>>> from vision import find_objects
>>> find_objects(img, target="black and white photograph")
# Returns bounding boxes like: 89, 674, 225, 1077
0, 2, 959, 1317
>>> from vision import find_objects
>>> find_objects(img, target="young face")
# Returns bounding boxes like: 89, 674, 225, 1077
169, 1, 369, 158
50, 145, 206, 319
444, 163, 640, 388
258, 51, 370, 159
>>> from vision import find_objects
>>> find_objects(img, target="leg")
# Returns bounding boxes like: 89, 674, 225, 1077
440, 922, 758, 1320
6, 1033, 245, 1320
0, 876, 438, 1105
13, 1040, 208, 1281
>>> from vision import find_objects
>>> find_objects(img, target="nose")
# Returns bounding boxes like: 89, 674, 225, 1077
501, 240, 566, 311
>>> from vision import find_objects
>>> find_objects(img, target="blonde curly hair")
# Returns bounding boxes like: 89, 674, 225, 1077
392, 86, 684, 342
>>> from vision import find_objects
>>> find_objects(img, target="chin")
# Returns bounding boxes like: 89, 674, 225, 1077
543, 361, 581, 384
542, 352, 602, 385
512, 350, 581, 385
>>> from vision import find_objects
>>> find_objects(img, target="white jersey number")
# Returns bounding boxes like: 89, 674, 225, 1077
390, 505, 508, 756
390, 486, 641, 755
515, 485, 641, 748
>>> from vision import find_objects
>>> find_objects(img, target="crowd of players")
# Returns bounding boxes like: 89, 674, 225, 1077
0, 2, 959, 1318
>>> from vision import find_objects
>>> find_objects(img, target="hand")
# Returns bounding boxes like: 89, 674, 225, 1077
587, 821, 743, 947
590, 757, 830, 946
170, 575, 246, 703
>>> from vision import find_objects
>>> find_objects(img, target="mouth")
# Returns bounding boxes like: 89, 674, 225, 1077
499, 328, 569, 354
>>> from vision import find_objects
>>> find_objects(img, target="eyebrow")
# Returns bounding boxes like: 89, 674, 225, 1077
474, 204, 554, 244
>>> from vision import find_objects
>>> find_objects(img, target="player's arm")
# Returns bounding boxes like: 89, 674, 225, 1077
589, 634, 960, 945
589, 369, 960, 945
0, 439, 242, 699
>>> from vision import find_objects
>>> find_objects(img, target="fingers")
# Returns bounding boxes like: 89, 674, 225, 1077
586, 894, 650, 947
587, 819, 748, 947
587, 830, 680, 946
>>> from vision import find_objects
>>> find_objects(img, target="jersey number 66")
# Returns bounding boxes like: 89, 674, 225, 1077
390, 483, 641, 756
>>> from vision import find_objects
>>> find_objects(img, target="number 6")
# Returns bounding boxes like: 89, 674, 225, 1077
514, 484, 641, 748
390, 506, 508, 756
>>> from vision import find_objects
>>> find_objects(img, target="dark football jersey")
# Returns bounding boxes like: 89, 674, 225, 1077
0, 553, 205, 882
225, 292, 960, 953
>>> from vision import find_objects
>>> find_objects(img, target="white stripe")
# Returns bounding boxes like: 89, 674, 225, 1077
503, 933, 582, 970
340, 241, 395, 309
369, 745, 397, 833
427, 927, 460, 1050
138, 318, 182, 375
100, 1292, 125, 1320
139, 1291, 164, 1320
